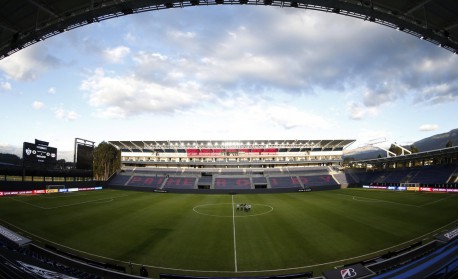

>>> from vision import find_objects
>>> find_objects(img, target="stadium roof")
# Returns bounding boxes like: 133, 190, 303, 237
354, 145, 458, 165
1, 0, 457, 60
109, 139, 355, 151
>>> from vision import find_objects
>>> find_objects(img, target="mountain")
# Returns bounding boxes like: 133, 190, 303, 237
343, 146, 387, 161
343, 128, 458, 161
413, 128, 458, 151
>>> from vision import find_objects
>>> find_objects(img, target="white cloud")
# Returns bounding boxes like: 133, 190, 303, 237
80, 68, 214, 118
103, 46, 131, 63
55, 108, 79, 121
168, 30, 196, 39
419, 124, 439, 131
1, 80, 12, 91
257, 105, 331, 130
48, 87, 56, 94
347, 101, 379, 120
124, 32, 136, 43
0, 45, 61, 81
32, 101, 45, 109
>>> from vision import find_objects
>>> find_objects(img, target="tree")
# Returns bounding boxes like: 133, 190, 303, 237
446, 140, 453, 148
388, 144, 402, 156
0, 153, 21, 165
93, 141, 121, 181
410, 145, 419, 153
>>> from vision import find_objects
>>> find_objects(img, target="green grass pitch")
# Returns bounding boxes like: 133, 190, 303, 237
0, 189, 457, 277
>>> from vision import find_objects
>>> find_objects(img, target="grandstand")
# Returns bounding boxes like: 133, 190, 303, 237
1, 139, 458, 278
107, 139, 354, 193
109, 139, 355, 169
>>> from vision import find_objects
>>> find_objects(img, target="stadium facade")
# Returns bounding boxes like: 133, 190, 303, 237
109, 139, 355, 169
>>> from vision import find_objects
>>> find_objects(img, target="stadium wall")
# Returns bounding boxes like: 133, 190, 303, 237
106, 184, 340, 194
0, 180, 102, 191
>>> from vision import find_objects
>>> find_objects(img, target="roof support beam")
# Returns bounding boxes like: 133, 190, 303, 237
26, 0, 58, 18
446, 21, 458, 31
0, 23, 17, 33
404, 0, 434, 15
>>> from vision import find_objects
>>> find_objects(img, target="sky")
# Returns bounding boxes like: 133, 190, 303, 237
0, 6, 457, 161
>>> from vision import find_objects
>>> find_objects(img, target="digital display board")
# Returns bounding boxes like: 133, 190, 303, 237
76, 144, 94, 170
22, 140, 57, 166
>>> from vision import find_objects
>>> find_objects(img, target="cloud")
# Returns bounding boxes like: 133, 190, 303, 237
80, 68, 214, 118
48, 87, 56, 94
419, 124, 439, 131
262, 105, 331, 130
55, 108, 79, 121
1, 80, 11, 91
32, 101, 45, 109
124, 32, 136, 43
0, 44, 61, 81
103, 46, 131, 63
347, 101, 378, 120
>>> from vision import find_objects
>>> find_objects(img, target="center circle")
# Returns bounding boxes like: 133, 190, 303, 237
193, 203, 274, 218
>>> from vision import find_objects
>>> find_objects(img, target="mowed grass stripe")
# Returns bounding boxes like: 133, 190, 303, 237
0, 189, 457, 276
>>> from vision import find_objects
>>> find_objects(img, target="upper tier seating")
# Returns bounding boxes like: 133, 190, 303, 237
299, 175, 338, 187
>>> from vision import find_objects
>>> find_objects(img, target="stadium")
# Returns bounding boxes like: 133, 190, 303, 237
1, 137, 457, 279
1, 1, 458, 279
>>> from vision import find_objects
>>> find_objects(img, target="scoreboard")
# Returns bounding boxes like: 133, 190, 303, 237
23, 140, 57, 166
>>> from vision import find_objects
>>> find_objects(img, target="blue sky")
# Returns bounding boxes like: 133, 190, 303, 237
0, 6, 457, 161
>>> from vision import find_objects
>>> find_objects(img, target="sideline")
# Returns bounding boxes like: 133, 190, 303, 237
1, 217, 456, 274
8, 194, 130, 210
335, 192, 455, 208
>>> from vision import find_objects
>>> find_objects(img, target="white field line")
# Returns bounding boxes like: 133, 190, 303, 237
1, 217, 456, 274
192, 203, 273, 218
232, 195, 238, 272
38, 193, 89, 199
419, 195, 455, 207
8, 197, 48, 209
0, 203, 457, 275
334, 193, 420, 207
8, 194, 130, 210
335, 192, 455, 208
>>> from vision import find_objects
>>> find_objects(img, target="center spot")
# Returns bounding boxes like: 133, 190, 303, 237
193, 203, 273, 218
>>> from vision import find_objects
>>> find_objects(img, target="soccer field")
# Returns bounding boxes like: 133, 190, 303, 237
0, 189, 457, 277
